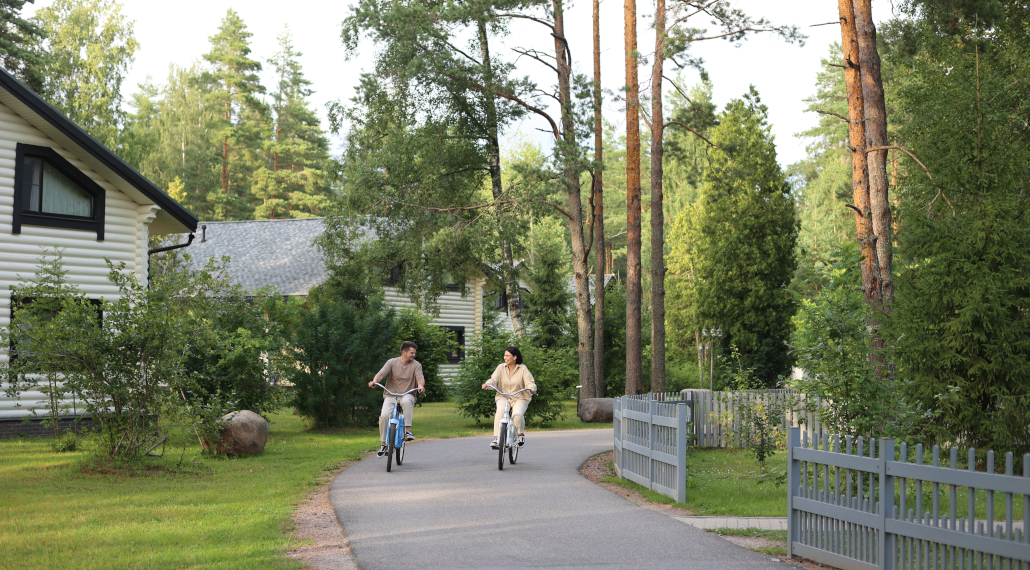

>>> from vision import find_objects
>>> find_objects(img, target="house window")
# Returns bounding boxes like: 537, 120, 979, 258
8, 297, 102, 369
13, 143, 106, 240
442, 326, 465, 364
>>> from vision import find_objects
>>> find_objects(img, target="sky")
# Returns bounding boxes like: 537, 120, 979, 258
31, 0, 900, 167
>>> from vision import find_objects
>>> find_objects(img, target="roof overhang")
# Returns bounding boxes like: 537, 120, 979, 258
0, 68, 198, 235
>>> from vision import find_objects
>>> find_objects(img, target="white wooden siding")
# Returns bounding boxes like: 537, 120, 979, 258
0, 100, 155, 420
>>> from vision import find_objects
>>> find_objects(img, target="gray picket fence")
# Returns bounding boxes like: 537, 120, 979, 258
689, 389, 826, 448
613, 393, 692, 502
787, 427, 1030, 569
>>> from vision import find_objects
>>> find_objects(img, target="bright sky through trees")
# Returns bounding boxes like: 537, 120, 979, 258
30, 0, 894, 166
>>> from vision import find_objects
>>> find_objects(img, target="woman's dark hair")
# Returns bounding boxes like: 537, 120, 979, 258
504, 346, 523, 365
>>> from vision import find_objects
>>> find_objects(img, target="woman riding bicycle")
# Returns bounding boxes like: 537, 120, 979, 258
481, 346, 536, 449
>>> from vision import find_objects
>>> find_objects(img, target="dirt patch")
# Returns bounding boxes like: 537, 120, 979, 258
285, 461, 359, 570
580, 452, 834, 570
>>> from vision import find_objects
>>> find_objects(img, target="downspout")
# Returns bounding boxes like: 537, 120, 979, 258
148, 232, 195, 256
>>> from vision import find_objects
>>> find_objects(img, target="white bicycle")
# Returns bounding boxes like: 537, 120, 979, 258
488, 386, 534, 470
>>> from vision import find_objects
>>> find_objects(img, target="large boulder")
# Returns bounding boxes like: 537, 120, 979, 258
579, 398, 614, 423
207, 410, 269, 456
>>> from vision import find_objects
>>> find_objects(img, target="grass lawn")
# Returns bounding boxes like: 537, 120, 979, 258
0, 400, 608, 570
602, 447, 789, 517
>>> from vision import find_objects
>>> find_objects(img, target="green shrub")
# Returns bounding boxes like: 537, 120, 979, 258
289, 296, 397, 428
454, 322, 568, 426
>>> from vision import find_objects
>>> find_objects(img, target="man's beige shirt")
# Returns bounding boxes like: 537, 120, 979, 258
377, 357, 425, 396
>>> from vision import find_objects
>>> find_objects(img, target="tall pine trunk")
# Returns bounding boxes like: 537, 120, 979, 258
478, 20, 526, 337
624, 0, 643, 395
853, 0, 893, 314
839, 0, 879, 310
552, 0, 594, 390
649, 0, 666, 395
591, 0, 606, 400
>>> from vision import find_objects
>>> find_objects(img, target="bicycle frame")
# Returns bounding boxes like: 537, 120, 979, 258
374, 383, 420, 472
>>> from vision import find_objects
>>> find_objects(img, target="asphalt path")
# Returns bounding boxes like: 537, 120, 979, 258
329, 429, 788, 570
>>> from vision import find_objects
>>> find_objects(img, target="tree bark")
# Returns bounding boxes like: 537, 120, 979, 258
649, 0, 666, 395
624, 0, 643, 395
478, 20, 526, 337
853, 0, 893, 314
552, 0, 594, 392
591, 0, 606, 399
838, 0, 879, 309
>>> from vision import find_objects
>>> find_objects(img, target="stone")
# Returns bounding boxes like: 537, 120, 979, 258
209, 410, 269, 456
579, 398, 614, 423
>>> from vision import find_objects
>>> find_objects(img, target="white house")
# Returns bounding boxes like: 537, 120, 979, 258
0, 68, 198, 435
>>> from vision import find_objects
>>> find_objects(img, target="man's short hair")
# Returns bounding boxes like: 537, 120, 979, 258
401, 341, 418, 353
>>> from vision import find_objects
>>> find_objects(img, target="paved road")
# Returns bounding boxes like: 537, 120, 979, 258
329, 429, 788, 570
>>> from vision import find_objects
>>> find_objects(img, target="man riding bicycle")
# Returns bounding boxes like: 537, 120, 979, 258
369, 341, 425, 457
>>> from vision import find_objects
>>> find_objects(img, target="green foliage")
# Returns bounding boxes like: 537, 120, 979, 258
392, 309, 454, 402
199, 9, 270, 221
251, 29, 331, 219
0, 251, 274, 456
288, 295, 397, 428
32, 0, 139, 148
669, 88, 798, 386
890, 25, 1030, 453
454, 320, 568, 426
0, 0, 45, 90
523, 230, 574, 350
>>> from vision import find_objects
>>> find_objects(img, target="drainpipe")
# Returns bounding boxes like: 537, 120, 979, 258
148, 232, 195, 256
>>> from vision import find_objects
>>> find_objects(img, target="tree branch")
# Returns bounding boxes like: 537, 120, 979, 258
665, 120, 715, 147
491, 12, 555, 31
816, 109, 849, 123
865, 144, 953, 216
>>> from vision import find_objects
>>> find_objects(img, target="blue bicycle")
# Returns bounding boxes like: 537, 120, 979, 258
374, 383, 420, 472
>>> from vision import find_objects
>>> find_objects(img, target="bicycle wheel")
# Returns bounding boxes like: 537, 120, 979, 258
386, 424, 396, 473
497, 425, 506, 471
396, 440, 404, 465
508, 436, 518, 464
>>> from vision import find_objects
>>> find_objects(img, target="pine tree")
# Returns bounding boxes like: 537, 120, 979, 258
678, 88, 798, 386
0, 0, 44, 91
200, 9, 270, 221
251, 29, 331, 219
32, 0, 139, 148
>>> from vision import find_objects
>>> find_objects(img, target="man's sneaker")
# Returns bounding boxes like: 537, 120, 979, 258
517, 435, 526, 447
376, 445, 388, 457
404, 431, 415, 441
490, 439, 498, 449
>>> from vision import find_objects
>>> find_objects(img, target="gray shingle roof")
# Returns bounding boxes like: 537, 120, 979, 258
184, 218, 327, 296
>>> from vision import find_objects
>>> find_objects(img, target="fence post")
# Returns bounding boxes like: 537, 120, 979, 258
787, 427, 800, 559
677, 401, 688, 503
649, 399, 658, 492
878, 438, 895, 570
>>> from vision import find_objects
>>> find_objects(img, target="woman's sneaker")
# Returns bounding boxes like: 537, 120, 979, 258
490, 439, 498, 449
377, 444, 388, 457
517, 435, 526, 447
404, 431, 415, 441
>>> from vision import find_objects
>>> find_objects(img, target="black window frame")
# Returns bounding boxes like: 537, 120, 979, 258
12, 143, 106, 240
441, 326, 465, 364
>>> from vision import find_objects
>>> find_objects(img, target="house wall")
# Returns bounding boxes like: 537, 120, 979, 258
383, 276, 486, 382
0, 100, 153, 423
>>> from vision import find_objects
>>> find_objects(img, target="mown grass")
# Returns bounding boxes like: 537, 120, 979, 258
0, 400, 606, 570
710, 528, 789, 556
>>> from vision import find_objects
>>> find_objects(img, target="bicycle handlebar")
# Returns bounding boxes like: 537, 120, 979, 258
373, 382, 422, 397
486, 386, 535, 397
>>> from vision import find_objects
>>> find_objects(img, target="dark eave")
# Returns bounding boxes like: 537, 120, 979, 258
0, 67, 198, 233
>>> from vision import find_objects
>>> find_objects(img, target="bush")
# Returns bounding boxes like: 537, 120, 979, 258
454, 321, 568, 426
393, 309, 454, 402
288, 296, 397, 428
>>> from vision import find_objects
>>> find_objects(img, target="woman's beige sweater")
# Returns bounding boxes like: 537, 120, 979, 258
485, 363, 537, 401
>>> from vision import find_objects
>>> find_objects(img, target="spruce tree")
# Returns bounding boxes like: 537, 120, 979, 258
523, 235, 574, 350
891, 20, 1030, 452
0, 0, 44, 91
251, 29, 331, 219
680, 88, 798, 386
200, 9, 270, 221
